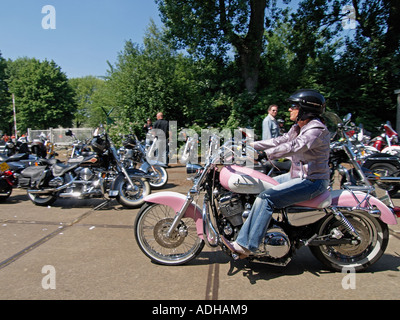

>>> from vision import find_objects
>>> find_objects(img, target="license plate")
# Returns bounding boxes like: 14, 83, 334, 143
0, 162, 10, 173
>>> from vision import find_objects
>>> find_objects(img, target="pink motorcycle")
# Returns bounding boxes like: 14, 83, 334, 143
134, 136, 399, 272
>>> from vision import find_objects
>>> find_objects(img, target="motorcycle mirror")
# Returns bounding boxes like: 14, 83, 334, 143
65, 130, 72, 136
343, 113, 352, 123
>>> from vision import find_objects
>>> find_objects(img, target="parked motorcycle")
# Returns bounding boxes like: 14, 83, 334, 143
368, 121, 400, 156
330, 113, 400, 196
134, 132, 398, 271
2, 137, 30, 156
18, 129, 151, 208
3, 134, 55, 159
0, 153, 39, 201
118, 134, 168, 189
65, 129, 94, 159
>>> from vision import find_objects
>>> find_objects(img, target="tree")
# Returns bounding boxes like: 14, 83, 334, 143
156, 0, 286, 93
69, 76, 107, 127
105, 21, 208, 135
0, 52, 11, 135
6, 58, 76, 133
289, 0, 400, 130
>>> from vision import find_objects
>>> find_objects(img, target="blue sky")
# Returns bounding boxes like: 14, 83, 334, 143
0, 0, 162, 78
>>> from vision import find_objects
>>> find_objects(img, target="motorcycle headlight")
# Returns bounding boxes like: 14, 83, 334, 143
186, 163, 203, 180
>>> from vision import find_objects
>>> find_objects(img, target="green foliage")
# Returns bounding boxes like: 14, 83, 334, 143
68, 76, 107, 128
0, 52, 11, 135
6, 57, 76, 133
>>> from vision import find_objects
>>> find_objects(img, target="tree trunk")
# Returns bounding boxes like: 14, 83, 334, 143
219, 0, 267, 93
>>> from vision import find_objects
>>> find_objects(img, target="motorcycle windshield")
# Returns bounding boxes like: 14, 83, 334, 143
323, 112, 342, 139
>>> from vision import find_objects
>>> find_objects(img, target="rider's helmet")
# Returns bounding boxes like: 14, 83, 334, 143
287, 89, 326, 121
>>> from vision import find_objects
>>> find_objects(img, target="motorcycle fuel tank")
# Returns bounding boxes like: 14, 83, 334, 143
219, 165, 278, 194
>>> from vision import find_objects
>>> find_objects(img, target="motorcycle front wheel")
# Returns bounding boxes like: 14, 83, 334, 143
134, 203, 204, 265
149, 165, 168, 189
368, 163, 400, 196
116, 177, 150, 208
310, 209, 389, 272
0, 179, 12, 202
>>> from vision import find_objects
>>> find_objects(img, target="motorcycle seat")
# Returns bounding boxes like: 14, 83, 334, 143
52, 162, 80, 177
295, 190, 332, 209
0, 153, 29, 163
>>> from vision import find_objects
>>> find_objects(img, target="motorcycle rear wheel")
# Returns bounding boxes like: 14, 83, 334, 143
116, 177, 150, 208
27, 192, 57, 206
310, 209, 389, 272
134, 203, 204, 265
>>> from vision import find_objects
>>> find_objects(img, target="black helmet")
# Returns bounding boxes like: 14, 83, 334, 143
287, 89, 326, 119
91, 136, 107, 154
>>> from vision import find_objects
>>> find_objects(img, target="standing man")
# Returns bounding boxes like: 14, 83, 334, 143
262, 104, 280, 140
153, 112, 170, 165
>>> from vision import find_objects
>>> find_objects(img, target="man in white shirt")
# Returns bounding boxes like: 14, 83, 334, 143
262, 104, 280, 140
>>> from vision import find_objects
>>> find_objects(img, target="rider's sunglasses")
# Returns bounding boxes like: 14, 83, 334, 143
290, 104, 300, 110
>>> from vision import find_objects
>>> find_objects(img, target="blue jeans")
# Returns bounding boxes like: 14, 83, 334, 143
236, 173, 329, 252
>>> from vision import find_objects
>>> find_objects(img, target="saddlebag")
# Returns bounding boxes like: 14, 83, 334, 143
18, 166, 47, 188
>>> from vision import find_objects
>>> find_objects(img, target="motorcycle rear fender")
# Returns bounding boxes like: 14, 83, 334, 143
363, 153, 400, 170
381, 146, 400, 155
331, 189, 397, 225
144, 191, 204, 240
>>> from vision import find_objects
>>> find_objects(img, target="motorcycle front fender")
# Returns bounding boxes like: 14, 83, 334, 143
143, 160, 168, 169
144, 191, 204, 239
109, 169, 151, 196
331, 189, 398, 225
139, 162, 167, 174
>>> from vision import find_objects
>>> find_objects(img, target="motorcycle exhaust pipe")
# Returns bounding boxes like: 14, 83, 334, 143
27, 188, 57, 194
27, 177, 78, 194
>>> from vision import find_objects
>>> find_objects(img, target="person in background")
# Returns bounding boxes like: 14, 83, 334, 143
262, 104, 280, 140
153, 112, 170, 165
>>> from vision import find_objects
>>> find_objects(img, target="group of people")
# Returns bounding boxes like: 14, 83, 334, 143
143, 112, 169, 138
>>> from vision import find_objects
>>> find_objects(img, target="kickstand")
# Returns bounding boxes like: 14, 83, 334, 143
93, 198, 112, 211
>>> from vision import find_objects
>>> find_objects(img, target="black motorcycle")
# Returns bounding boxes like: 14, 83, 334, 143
18, 130, 151, 208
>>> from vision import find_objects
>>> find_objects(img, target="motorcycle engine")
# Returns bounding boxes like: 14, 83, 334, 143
218, 193, 244, 228
79, 168, 94, 181
260, 227, 290, 259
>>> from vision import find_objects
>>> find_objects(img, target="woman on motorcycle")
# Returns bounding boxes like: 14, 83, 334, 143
222, 89, 331, 258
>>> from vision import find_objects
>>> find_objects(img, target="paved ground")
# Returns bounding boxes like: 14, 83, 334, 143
0, 164, 399, 301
